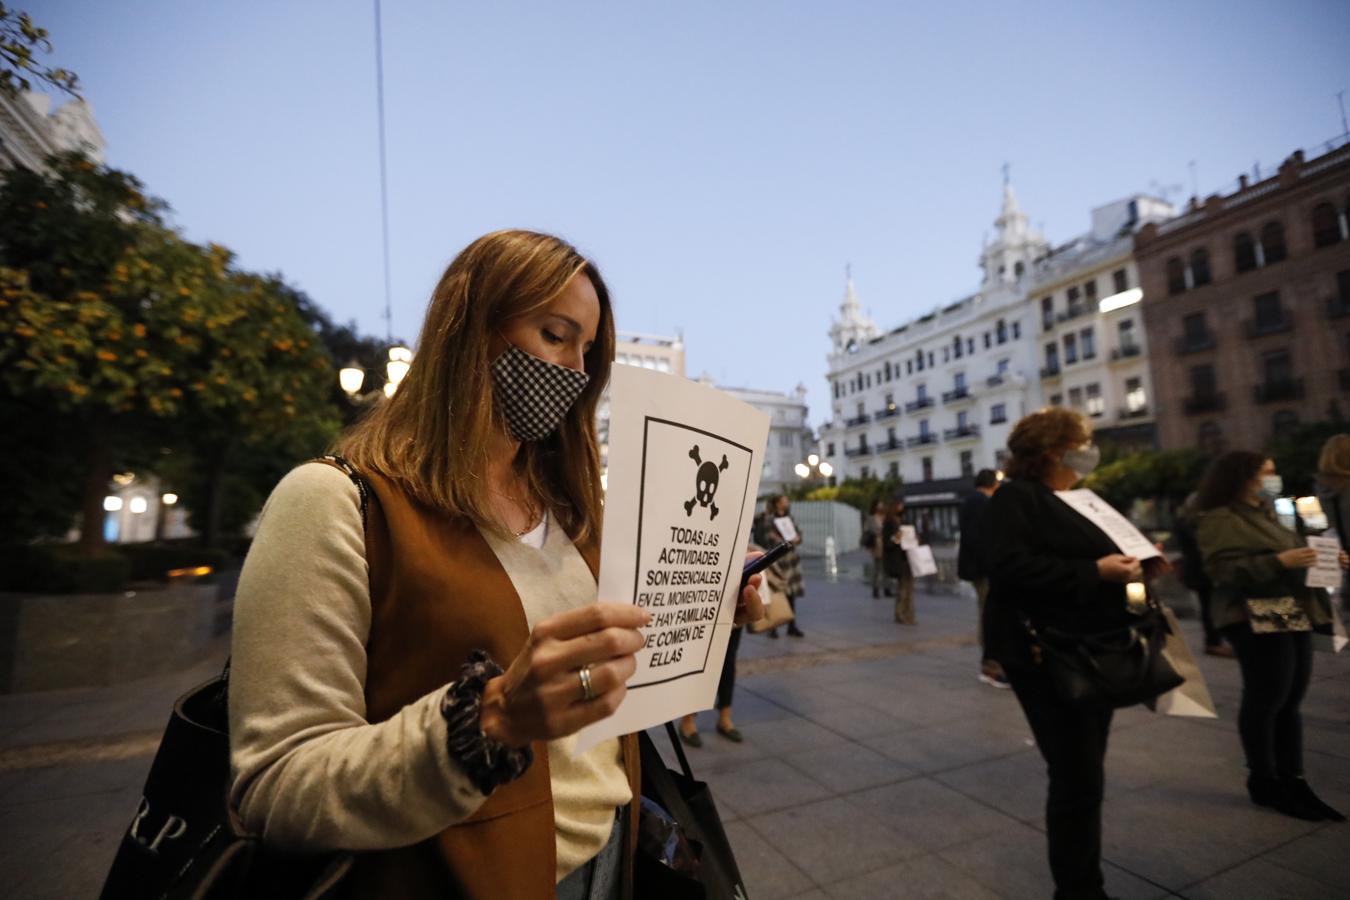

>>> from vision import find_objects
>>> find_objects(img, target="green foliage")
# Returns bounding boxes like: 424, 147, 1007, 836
0, 153, 347, 549
0, 544, 131, 593
1268, 408, 1347, 496
115, 543, 230, 582
1082, 449, 1209, 512
0, 3, 79, 98
798, 474, 903, 513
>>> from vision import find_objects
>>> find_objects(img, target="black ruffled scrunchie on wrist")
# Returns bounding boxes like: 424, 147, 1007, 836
441, 649, 533, 796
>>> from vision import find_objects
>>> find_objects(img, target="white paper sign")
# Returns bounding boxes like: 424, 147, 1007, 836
906, 545, 937, 577
772, 516, 798, 543
898, 525, 918, 550
574, 366, 769, 755
1306, 536, 1343, 590
1054, 489, 1160, 560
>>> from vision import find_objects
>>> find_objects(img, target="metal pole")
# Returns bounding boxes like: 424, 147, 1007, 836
374, 0, 394, 343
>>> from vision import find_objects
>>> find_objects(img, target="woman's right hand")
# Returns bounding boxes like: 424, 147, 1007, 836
1097, 554, 1142, 583
479, 602, 649, 749
1276, 547, 1318, 569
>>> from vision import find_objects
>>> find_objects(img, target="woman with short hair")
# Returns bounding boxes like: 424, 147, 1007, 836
984, 407, 1154, 900
227, 230, 764, 898
1195, 450, 1348, 823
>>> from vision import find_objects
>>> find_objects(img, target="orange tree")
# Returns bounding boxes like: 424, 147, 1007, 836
0, 154, 338, 549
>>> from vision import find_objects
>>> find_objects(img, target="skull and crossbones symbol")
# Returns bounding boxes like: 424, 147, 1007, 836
684, 445, 729, 520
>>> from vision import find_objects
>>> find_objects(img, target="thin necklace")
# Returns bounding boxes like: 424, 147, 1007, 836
487, 483, 539, 535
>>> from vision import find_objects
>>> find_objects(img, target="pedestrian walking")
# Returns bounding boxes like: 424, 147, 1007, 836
882, 497, 916, 625
1195, 450, 1348, 823
959, 469, 1008, 687
862, 498, 888, 598
226, 229, 765, 899
984, 407, 1163, 900
1175, 491, 1233, 657
759, 494, 806, 638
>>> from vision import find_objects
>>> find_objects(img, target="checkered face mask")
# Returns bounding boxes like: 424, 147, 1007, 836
490, 342, 590, 442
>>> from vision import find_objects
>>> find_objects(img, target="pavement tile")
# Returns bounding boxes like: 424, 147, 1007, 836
860, 719, 1026, 776
722, 819, 815, 900
0, 755, 151, 806
782, 743, 917, 794
702, 757, 833, 818
796, 702, 915, 741
747, 795, 923, 884
1180, 856, 1342, 900
1253, 824, 1350, 892
934, 751, 1047, 825
825, 853, 1004, 899
852, 778, 1017, 853
734, 715, 852, 757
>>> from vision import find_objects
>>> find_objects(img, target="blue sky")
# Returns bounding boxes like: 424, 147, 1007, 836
29, 0, 1350, 425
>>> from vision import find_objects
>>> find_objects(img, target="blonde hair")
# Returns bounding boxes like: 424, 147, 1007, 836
1005, 407, 1093, 482
335, 229, 615, 543
1318, 433, 1350, 492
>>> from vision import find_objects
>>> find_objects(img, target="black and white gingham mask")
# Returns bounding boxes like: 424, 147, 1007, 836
490, 343, 590, 442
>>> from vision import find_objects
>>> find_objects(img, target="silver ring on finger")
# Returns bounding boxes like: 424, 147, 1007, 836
578, 664, 597, 702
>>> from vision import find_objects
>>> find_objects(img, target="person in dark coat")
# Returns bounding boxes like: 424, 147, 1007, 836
882, 497, 916, 624
959, 468, 1006, 687
1175, 491, 1232, 657
984, 408, 1162, 900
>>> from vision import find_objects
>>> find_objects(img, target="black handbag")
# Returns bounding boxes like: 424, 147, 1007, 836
99, 457, 367, 899
1024, 595, 1183, 710
97, 666, 353, 900
636, 723, 749, 900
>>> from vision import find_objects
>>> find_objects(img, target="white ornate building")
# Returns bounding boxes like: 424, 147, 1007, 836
712, 383, 813, 498
821, 182, 1048, 536
0, 90, 106, 172
1031, 196, 1175, 450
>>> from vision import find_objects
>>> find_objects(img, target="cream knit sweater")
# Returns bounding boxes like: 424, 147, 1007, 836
227, 464, 631, 883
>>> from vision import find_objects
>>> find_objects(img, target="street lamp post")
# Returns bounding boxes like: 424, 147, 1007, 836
794, 453, 834, 484
339, 345, 414, 402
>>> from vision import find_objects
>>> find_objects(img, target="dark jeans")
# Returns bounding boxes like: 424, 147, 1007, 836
1007, 665, 1113, 900
1220, 623, 1313, 779
716, 626, 742, 710
1194, 583, 1220, 647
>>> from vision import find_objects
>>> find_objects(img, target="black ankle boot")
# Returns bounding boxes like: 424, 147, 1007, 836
1283, 778, 1346, 823
1248, 774, 1323, 821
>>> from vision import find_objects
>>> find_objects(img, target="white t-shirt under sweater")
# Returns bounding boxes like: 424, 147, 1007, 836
227, 464, 631, 883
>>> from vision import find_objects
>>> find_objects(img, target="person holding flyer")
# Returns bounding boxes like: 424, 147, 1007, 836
757, 494, 806, 638
882, 498, 917, 624
983, 408, 1166, 900
226, 230, 765, 900
1195, 451, 1349, 824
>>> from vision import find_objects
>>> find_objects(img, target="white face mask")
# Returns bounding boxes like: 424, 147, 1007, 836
1258, 474, 1283, 499
1061, 444, 1100, 480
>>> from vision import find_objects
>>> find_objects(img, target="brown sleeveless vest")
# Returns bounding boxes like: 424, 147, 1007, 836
342, 468, 640, 899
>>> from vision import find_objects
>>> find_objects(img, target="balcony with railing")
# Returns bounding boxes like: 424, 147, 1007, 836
1252, 378, 1304, 404
1244, 310, 1294, 338
1056, 306, 1089, 324
941, 386, 973, 404
905, 396, 934, 413
875, 437, 903, 453
906, 432, 939, 448
1040, 364, 1061, 379
1110, 343, 1142, 361
1183, 392, 1226, 415
943, 424, 981, 441
986, 373, 1007, 388
844, 444, 873, 458
873, 405, 901, 420
1119, 405, 1150, 420
844, 413, 871, 428
1175, 332, 1217, 354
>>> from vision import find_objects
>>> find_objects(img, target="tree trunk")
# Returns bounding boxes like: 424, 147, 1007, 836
201, 439, 233, 550
78, 434, 112, 554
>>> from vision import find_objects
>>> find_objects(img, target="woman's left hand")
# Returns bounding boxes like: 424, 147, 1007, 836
733, 551, 766, 625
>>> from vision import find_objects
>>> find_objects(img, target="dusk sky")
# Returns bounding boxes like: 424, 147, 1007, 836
30, 0, 1350, 426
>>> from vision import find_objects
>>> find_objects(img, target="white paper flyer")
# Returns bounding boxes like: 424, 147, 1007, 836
574, 365, 769, 754
1054, 489, 1160, 560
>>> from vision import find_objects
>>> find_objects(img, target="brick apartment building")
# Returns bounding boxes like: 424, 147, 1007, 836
1134, 140, 1350, 455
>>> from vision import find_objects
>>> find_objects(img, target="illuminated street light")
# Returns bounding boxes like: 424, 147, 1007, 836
162, 492, 179, 506
794, 463, 811, 478
129, 497, 148, 514
339, 362, 366, 395
818, 461, 834, 478
104, 496, 123, 512
386, 346, 413, 388
807, 454, 820, 467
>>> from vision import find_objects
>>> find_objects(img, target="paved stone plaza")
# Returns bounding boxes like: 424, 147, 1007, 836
1, 560, 1347, 898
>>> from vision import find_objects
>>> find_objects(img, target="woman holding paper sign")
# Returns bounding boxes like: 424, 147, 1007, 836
882, 498, 917, 624
227, 230, 765, 899
1195, 451, 1348, 823
983, 407, 1160, 900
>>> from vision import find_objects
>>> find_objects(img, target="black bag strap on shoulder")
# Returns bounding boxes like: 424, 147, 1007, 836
312, 454, 372, 531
